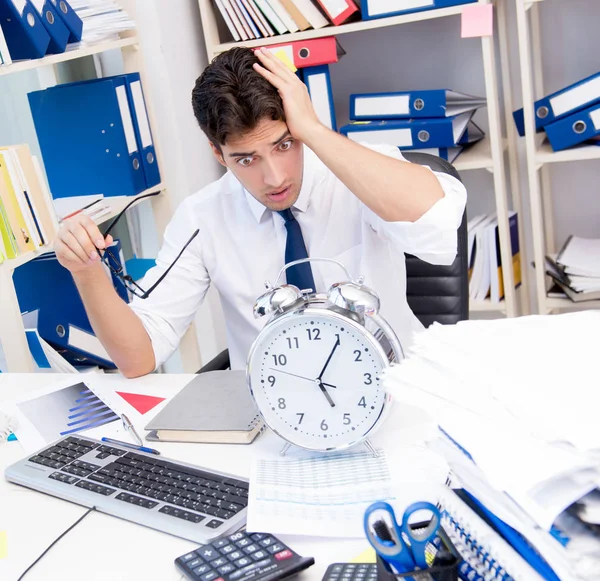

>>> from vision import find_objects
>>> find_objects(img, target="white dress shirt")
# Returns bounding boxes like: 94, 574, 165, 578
130, 144, 467, 370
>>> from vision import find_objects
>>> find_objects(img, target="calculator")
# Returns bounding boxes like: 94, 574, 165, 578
321, 563, 378, 581
175, 531, 315, 581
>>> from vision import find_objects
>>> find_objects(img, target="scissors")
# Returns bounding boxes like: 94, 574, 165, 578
364, 500, 441, 572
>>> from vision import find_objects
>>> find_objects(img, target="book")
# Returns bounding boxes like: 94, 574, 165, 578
144, 371, 264, 445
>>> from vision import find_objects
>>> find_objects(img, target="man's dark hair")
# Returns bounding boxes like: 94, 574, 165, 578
191, 47, 285, 148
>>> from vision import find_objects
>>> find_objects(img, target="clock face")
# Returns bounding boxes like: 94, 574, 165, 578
248, 309, 389, 451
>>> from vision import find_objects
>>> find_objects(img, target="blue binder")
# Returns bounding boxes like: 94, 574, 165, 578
544, 101, 600, 151
49, 0, 82, 42
302, 65, 336, 132
122, 73, 161, 188
13, 244, 129, 369
0, 0, 50, 60
360, 0, 476, 21
402, 146, 463, 164
340, 111, 473, 149
513, 71, 600, 137
30, 0, 70, 54
29, 77, 148, 199
458, 121, 485, 145
350, 89, 485, 120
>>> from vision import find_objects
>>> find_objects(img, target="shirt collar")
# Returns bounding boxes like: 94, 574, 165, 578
242, 145, 313, 223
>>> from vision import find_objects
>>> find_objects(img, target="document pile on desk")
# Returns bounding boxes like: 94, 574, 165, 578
383, 310, 600, 581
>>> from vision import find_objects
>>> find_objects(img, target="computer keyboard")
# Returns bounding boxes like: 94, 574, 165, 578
5, 435, 249, 543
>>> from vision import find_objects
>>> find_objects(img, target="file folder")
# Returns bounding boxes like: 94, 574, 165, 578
360, 0, 476, 21
544, 101, 600, 151
313, 0, 358, 25
49, 0, 82, 42
350, 89, 485, 120
340, 112, 473, 149
513, 71, 600, 137
29, 76, 148, 198
0, 0, 51, 60
264, 37, 338, 69
302, 65, 336, 131
30, 0, 69, 54
122, 73, 161, 188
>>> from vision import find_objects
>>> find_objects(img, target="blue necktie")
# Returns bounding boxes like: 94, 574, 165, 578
278, 209, 316, 292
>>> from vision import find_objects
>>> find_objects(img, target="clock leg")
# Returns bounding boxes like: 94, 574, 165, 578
279, 442, 292, 457
364, 439, 379, 458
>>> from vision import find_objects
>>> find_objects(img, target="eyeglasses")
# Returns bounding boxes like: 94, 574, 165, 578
100, 191, 199, 300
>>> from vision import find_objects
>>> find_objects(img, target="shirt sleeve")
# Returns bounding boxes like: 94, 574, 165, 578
360, 144, 467, 265
129, 198, 210, 369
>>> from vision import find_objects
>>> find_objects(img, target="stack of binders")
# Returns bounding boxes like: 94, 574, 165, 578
339, 89, 486, 163
513, 71, 600, 151
359, 0, 476, 21
0, 0, 83, 62
13, 243, 130, 370
28, 73, 161, 200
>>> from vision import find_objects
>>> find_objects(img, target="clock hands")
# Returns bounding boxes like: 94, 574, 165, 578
315, 336, 341, 408
317, 381, 336, 408
269, 368, 315, 383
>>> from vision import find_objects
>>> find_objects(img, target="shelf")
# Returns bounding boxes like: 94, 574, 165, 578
525, 0, 546, 10
0, 36, 138, 77
469, 298, 507, 313
1, 185, 164, 271
545, 296, 600, 310
455, 137, 493, 172
535, 135, 600, 165
213, 4, 469, 53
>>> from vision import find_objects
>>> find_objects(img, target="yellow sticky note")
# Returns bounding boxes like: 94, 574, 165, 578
0, 531, 7, 560
350, 547, 376, 563
273, 49, 297, 73
461, 4, 493, 38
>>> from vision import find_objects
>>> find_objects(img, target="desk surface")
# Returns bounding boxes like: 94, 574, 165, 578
0, 373, 367, 581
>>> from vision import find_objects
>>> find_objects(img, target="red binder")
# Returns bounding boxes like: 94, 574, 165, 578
264, 37, 338, 68
313, 0, 359, 25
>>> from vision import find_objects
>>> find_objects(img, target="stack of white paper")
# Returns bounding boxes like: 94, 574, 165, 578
383, 311, 600, 580
68, 0, 136, 44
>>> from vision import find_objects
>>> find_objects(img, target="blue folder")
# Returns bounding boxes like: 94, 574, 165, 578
13, 244, 129, 368
458, 121, 485, 145
302, 65, 336, 132
544, 101, 600, 151
513, 71, 600, 137
122, 73, 161, 188
29, 77, 148, 198
50, 0, 82, 42
350, 89, 485, 120
0, 0, 50, 60
340, 111, 473, 149
31, 0, 70, 54
360, 0, 476, 21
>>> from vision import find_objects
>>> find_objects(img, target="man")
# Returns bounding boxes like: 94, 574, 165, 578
54, 47, 466, 378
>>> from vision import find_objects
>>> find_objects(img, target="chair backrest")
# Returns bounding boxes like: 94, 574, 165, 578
401, 151, 469, 327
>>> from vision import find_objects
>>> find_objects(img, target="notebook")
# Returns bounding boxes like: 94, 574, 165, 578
144, 371, 264, 444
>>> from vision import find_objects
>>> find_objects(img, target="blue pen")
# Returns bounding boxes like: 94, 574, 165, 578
101, 436, 161, 455
7, 433, 17, 441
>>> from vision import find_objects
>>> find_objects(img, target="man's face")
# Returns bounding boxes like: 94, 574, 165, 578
211, 118, 304, 211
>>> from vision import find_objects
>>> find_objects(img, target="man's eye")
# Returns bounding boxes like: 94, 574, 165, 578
237, 157, 253, 166
279, 140, 293, 151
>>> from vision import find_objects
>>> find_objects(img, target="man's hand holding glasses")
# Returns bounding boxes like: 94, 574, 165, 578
54, 191, 199, 299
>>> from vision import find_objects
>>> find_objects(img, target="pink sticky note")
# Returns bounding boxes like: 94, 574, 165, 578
461, 4, 494, 38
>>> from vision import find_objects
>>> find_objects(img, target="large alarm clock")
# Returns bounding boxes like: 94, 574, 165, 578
246, 258, 404, 453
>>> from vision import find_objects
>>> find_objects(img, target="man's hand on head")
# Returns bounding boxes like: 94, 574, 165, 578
253, 48, 325, 144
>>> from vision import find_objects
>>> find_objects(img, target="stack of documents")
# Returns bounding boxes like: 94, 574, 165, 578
467, 212, 521, 303
383, 311, 600, 580
339, 89, 486, 163
68, 0, 135, 44
0, 143, 58, 262
513, 71, 600, 151
545, 236, 600, 302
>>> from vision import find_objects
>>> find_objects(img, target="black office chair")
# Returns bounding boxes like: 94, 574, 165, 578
198, 152, 468, 373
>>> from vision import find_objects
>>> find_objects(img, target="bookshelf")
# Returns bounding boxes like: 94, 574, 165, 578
197, 0, 529, 317
514, 0, 600, 313
0, 26, 201, 372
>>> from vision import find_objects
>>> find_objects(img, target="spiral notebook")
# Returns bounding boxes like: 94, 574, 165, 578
438, 487, 546, 581
144, 371, 264, 444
